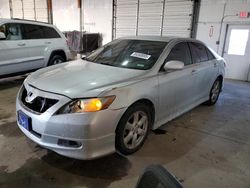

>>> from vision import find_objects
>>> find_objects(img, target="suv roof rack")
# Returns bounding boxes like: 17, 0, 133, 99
11, 18, 51, 25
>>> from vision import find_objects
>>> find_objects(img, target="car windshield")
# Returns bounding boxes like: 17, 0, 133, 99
84, 39, 167, 70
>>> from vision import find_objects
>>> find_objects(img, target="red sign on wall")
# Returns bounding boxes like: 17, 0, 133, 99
239, 11, 249, 18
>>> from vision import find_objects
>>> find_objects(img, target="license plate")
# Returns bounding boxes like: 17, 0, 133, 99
18, 111, 30, 131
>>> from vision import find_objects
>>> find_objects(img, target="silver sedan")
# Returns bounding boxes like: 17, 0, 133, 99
16, 36, 225, 159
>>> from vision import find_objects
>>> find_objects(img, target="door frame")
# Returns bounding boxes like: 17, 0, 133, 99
221, 22, 250, 58
221, 23, 250, 81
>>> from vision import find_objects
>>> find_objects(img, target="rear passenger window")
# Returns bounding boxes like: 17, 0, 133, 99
189, 42, 209, 63
22, 24, 43, 39
206, 48, 216, 60
22, 24, 60, 39
42, 26, 60, 38
165, 42, 192, 66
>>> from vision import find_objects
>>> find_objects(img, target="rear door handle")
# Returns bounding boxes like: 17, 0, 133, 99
17, 43, 26, 46
214, 63, 218, 67
45, 42, 51, 44
192, 69, 197, 73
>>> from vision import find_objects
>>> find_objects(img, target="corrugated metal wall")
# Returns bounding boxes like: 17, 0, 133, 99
115, 0, 138, 38
114, 0, 194, 39
163, 0, 194, 37
10, 0, 48, 22
138, 0, 163, 36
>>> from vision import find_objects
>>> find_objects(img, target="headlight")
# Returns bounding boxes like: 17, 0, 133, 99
58, 96, 116, 114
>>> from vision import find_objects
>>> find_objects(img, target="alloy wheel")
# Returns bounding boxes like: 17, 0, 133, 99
211, 80, 221, 103
123, 111, 148, 149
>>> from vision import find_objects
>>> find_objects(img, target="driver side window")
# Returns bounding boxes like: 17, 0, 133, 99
0, 23, 22, 40
165, 42, 192, 66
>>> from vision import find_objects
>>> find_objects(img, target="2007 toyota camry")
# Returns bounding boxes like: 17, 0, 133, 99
16, 36, 225, 159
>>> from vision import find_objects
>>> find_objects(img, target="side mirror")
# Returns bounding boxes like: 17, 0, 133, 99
0, 32, 6, 39
163, 60, 184, 71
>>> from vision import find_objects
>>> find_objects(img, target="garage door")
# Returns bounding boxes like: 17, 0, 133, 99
113, 0, 194, 39
10, 0, 48, 22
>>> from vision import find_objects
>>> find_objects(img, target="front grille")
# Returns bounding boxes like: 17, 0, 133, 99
21, 86, 58, 113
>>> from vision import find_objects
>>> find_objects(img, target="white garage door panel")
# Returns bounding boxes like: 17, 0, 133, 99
114, 0, 194, 38
116, 4, 137, 16
35, 0, 47, 8
162, 0, 193, 37
23, 0, 35, 20
12, 0, 23, 18
10, 0, 48, 22
115, 0, 138, 38
35, 0, 48, 22
165, 0, 193, 14
35, 9, 48, 22
138, 0, 163, 36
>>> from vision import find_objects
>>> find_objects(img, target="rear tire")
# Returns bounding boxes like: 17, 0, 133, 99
115, 103, 152, 155
48, 55, 65, 66
205, 78, 222, 105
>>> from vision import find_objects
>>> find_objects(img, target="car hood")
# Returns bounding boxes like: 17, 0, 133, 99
26, 60, 146, 98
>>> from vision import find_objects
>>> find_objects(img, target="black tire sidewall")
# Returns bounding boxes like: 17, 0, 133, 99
115, 103, 152, 155
48, 55, 65, 66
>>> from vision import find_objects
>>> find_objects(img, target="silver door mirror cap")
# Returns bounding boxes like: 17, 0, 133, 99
0, 32, 6, 39
164, 60, 184, 71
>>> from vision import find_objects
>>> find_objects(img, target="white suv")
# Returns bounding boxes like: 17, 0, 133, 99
0, 18, 71, 77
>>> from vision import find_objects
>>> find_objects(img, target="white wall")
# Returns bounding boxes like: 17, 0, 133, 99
83, 0, 113, 45
0, 0, 11, 18
52, 0, 80, 32
196, 0, 250, 55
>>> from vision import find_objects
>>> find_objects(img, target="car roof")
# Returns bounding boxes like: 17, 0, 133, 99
118, 35, 200, 43
0, 18, 53, 27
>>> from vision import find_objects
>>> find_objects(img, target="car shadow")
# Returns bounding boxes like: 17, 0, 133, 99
0, 75, 26, 90
0, 141, 132, 188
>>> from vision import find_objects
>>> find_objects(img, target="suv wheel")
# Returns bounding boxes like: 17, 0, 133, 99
116, 103, 151, 155
48, 55, 65, 66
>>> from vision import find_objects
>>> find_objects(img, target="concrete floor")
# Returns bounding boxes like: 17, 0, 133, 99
0, 76, 250, 188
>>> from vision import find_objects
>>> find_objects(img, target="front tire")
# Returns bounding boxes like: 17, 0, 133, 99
205, 78, 222, 105
48, 55, 65, 66
115, 103, 152, 155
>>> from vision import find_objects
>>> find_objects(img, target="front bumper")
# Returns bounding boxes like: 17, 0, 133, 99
16, 84, 125, 159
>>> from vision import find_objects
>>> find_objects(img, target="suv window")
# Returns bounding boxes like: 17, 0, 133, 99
22, 24, 43, 39
22, 24, 60, 39
165, 42, 192, 66
0, 23, 22, 40
42, 26, 61, 38
189, 42, 209, 63
206, 48, 216, 60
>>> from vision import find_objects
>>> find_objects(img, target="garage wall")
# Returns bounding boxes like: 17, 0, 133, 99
52, 0, 80, 32
196, 0, 250, 54
83, 0, 113, 45
0, 0, 11, 18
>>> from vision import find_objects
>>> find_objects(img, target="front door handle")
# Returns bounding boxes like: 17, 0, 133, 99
192, 69, 197, 73
45, 42, 51, 44
17, 43, 26, 46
